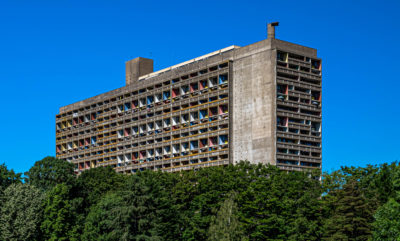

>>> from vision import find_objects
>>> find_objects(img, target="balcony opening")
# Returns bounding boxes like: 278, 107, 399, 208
288, 53, 304, 61
219, 62, 228, 69
277, 51, 288, 62
199, 69, 208, 75
311, 59, 321, 70
190, 82, 199, 92
209, 65, 218, 72
199, 79, 208, 90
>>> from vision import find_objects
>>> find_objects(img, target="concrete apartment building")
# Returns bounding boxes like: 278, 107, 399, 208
56, 23, 322, 173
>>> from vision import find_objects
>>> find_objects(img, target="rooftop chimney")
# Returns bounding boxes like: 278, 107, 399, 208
125, 57, 154, 86
267, 22, 279, 39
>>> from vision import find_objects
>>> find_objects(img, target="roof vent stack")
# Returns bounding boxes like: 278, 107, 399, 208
267, 22, 279, 39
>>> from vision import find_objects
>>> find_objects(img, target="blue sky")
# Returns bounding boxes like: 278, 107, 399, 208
0, 0, 399, 173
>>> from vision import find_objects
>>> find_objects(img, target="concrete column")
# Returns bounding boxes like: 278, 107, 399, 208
267, 22, 279, 39
125, 57, 153, 85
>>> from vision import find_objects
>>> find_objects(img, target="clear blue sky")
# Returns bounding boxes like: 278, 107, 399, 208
0, 0, 399, 173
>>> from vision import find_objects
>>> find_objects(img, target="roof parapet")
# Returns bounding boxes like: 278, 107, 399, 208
138, 45, 240, 81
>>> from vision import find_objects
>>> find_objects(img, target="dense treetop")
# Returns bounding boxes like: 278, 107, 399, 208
0, 157, 399, 240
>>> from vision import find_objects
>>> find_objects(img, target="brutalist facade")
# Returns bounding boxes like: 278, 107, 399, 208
56, 23, 322, 173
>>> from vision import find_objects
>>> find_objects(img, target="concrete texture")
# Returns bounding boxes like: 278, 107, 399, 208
56, 35, 322, 173
125, 57, 154, 86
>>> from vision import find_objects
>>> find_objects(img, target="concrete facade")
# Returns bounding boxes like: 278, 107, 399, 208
231, 40, 275, 165
56, 26, 322, 173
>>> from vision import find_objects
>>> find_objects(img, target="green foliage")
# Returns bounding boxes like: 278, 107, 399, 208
393, 165, 400, 193
173, 162, 260, 240
323, 179, 373, 241
68, 166, 127, 238
41, 183, 77, 241
25, 156, 75, 191
208, 192, 244, 241
0, 183, 45, 241
172, 162, 322, 241
372, 198, 400, 241
82, 170, 179, 240
321, 163, 399, 241
76, 166, 126, 209
0, 163, 21, 193
3, 156, 400, 240
372, 166, 400, 241
333, 163, 398, 207
133, 171, 180, 240
238, 165, 322, 241
82, 192, 127, 241
114, 171, 178, 240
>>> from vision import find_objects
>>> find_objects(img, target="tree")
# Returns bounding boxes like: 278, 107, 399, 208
392, 165, 400, 193
238, 164, 322, 241
174, 162, 256, 241
372, 163, 398, 205
0, 183, 45, 241
372, 165, 400, 241
0, 163, 21, 193
76, 166, 126, 209
81, 174, 150, 241
286, 171, 323, 241
323, 179, 373, 241
372, 198, 400, 241
208, 192, 244, 241
56, 166, 127, 238
25, 156, 75, 191
82, 192, 127, 241
82, 170, 179, 241
137, 171, 180, 241
119, 171, 177, 240
338, 163, 398, 208
41, 183, 77, 241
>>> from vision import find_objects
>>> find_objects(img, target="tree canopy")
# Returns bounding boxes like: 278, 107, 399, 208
24, 156, 75, 191
0, 183, 45, 241
1, 157, 400, 240
0, 163, 21, 192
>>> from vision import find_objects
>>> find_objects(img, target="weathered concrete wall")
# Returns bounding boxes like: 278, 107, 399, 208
231, 39, 276, 165
272, 39, 317, 57
126, 57, 154, 86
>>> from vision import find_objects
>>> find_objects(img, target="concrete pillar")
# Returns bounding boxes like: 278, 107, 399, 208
267, 22, 279, 39
125, 57, 153, 85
